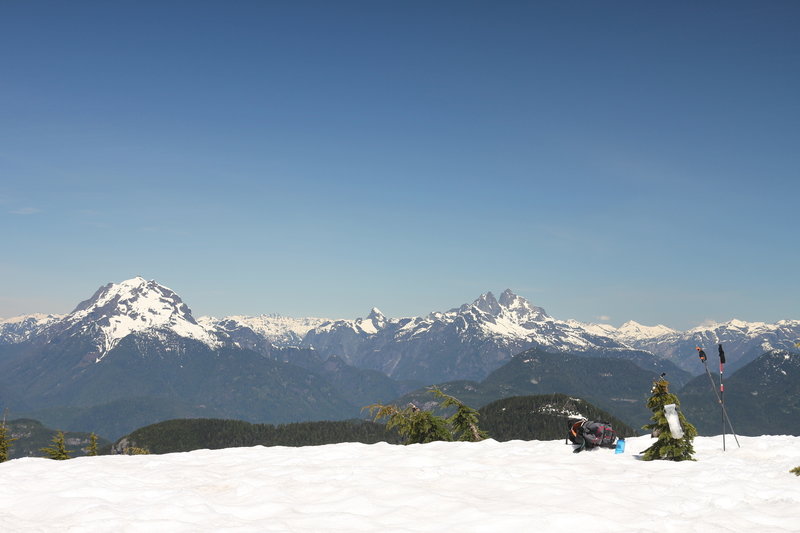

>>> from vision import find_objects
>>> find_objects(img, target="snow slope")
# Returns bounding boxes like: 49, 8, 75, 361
1, 435, 798, 532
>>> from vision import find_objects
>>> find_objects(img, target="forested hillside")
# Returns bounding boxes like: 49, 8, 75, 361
112, 418, 404, 454
5, 419, 110, 459
112, 394, 636, 454
478, 394, 637, 442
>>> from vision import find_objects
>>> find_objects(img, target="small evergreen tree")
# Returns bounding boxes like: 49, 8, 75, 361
431, 387, 488, 442
0, 420, 18, 463
87, 433, 99, 456
791, 466, 800, 476
366, 402, 452, 444
366, 388, 487, 444
642, 378, 697, 461
41, 431, 71, 460
123, 446, 150, 455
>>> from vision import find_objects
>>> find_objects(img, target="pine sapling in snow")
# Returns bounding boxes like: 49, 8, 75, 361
41, 431, 71, 460
87, 433, 99, 456
365, 387, 487, 444
430, 387, 488, 442
365, 402, 452, 444
641, 378, 697, 461
0, 420, 17, 463
122, 446, 150, 455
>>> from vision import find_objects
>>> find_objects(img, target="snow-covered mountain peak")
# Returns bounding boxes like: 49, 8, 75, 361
71, 277, 191, 320
617, 320, 677, 340
64, 277, 220, 358
367, 307, 385, 321
686, 318, 772, 336
727, 318, 769, 330
571, 320, 618, 338
497, 289, 549, 322
355, 307, 389, 334
498, 289, 521, 308
462, 290, 549, 323
470, 291, 502, 316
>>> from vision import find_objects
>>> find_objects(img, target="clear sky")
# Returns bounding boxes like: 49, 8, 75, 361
1, 1, 798, 330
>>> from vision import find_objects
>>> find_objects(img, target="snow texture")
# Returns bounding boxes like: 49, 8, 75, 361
1, 435, 798, 532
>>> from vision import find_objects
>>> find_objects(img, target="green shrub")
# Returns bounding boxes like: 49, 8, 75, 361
0, 420, 18, 463
40, 431, 71, 460
365, 387, 487, 444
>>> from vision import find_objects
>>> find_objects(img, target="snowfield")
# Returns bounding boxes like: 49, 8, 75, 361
1, 435, 799, 532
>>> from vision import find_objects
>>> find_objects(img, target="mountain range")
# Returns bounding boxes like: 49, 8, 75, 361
590, 319, 800, 374
1, 277, 798, 438
201, 287, 799, 381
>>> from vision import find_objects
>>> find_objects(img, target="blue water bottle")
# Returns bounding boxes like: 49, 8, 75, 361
615, 439, 626, 454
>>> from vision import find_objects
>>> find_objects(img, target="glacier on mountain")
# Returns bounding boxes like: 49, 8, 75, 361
52, 277, 221, 359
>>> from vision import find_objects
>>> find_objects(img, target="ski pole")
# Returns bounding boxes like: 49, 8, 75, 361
718, 344, 726, 451
696, 347, 740, 448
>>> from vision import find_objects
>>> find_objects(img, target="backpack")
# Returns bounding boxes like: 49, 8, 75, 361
567, 418, 617, 452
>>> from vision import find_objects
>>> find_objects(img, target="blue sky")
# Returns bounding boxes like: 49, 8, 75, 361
1, 1, 798, 329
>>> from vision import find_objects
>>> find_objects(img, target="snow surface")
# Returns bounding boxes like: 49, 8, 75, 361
1, 435, 798, 532
616, 320, 678, 339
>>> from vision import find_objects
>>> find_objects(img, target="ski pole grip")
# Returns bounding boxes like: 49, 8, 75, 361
696, 347, 707, 362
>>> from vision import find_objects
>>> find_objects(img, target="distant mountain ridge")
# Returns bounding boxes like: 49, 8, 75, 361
2, 277, 798, 439
0, 313, 62, 344
595, 319, 800, 373
0, 278, 411, 439
244, 289, 686, 383
0, 277, 800, 381
3, 278, 798, 380
198, 314, 328, 348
